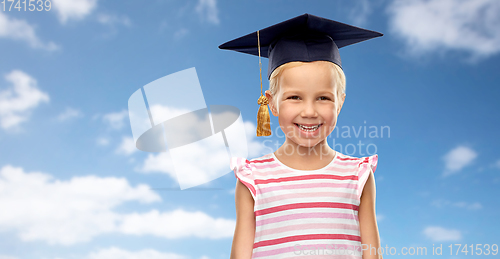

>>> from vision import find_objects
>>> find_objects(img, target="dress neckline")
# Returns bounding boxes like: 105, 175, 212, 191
270, 150, 338, 172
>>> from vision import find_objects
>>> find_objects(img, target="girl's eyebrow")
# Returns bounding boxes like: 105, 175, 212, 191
282, 90, 335, 96
282, 90, 302, 95
317, 91, 335, 96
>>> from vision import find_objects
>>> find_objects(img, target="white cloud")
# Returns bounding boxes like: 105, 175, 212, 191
116, 136, 137, 155
348, 0, 372, 26
0, 255, 17, 259
442, 146, 477, 176
0, 70, 50, 130
423, 226, 462, 241
195, 0, 219, 25
493, 159, 500, 169
94, 13, 132, 39
174, 28, 189, 40
0, 165, 160, 245
244, 120, 273, 158
86, 247, 188, 259
136, 137, 229, 189
57, 107, 83, 121
387, 0, 500, 60
135, 105, 218, 179
96, 136, 109, 146
96, 13, 131, 27
137, 120, 269, 185
0, 165, 237, 245
120, 209, 235, 239
0, 12, 58, 51
138, 152, 176, 176
148, 104, 191, 125
102, 109, 128, 130
52, 0, 98, 24
453, 201, 482, 210
431, 199, 482, 210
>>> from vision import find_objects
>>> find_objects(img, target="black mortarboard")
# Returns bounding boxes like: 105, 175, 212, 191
219, 13, 383, 79
218, 13, 383, 137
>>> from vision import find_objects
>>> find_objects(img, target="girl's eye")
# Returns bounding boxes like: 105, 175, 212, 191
287, 96, 332, 100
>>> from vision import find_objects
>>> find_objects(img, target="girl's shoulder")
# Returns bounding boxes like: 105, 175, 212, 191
335, 151, 378, 168
248, 152, 275, 165
229, 152, 274, 173
335, 152, 379, 201
230, 153, 275, 201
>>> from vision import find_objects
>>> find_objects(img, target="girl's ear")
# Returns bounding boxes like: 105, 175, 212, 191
265, 90, 279, 116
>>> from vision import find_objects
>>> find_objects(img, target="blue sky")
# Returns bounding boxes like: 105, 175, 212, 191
0, 0, 499, 258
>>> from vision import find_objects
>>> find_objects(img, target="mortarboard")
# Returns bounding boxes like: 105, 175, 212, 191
219, 13, 383, 137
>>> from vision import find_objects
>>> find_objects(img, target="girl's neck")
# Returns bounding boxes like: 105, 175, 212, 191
274, 139, 335, 170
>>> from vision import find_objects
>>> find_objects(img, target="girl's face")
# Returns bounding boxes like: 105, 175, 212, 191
267, 61, 345, 149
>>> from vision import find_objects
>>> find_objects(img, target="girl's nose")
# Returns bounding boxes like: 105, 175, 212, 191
300, 102, 318, 117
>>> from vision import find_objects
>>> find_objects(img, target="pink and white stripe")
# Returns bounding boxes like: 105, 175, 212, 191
230, 151, 379, 258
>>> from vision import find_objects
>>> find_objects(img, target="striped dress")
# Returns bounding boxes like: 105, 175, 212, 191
230, 151, 378, 259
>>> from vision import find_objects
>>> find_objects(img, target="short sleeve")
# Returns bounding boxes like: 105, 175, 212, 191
230, 157, 257, 201
357, 154, 378, 200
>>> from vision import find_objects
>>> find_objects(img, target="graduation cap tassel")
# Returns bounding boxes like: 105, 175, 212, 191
257, 95, 271, 136
256, 30, 271, 137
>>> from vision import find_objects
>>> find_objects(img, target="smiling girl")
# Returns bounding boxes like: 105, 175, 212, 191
220, 13, 383, 259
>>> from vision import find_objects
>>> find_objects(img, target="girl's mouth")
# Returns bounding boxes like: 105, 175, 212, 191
294, 123, 322, 132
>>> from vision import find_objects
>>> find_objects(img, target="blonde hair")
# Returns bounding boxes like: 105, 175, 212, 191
268, 61, 346, 112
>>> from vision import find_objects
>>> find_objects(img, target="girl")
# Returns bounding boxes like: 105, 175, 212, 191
220, 13, 383, 259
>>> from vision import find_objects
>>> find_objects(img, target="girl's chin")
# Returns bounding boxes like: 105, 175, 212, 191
288, 138, 324, 148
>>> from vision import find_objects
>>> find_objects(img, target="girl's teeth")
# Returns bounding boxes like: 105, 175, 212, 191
298, 124, 320, 131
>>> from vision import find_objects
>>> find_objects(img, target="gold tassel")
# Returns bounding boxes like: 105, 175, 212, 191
257, 95, 271, 136
256, 30, 272, 137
